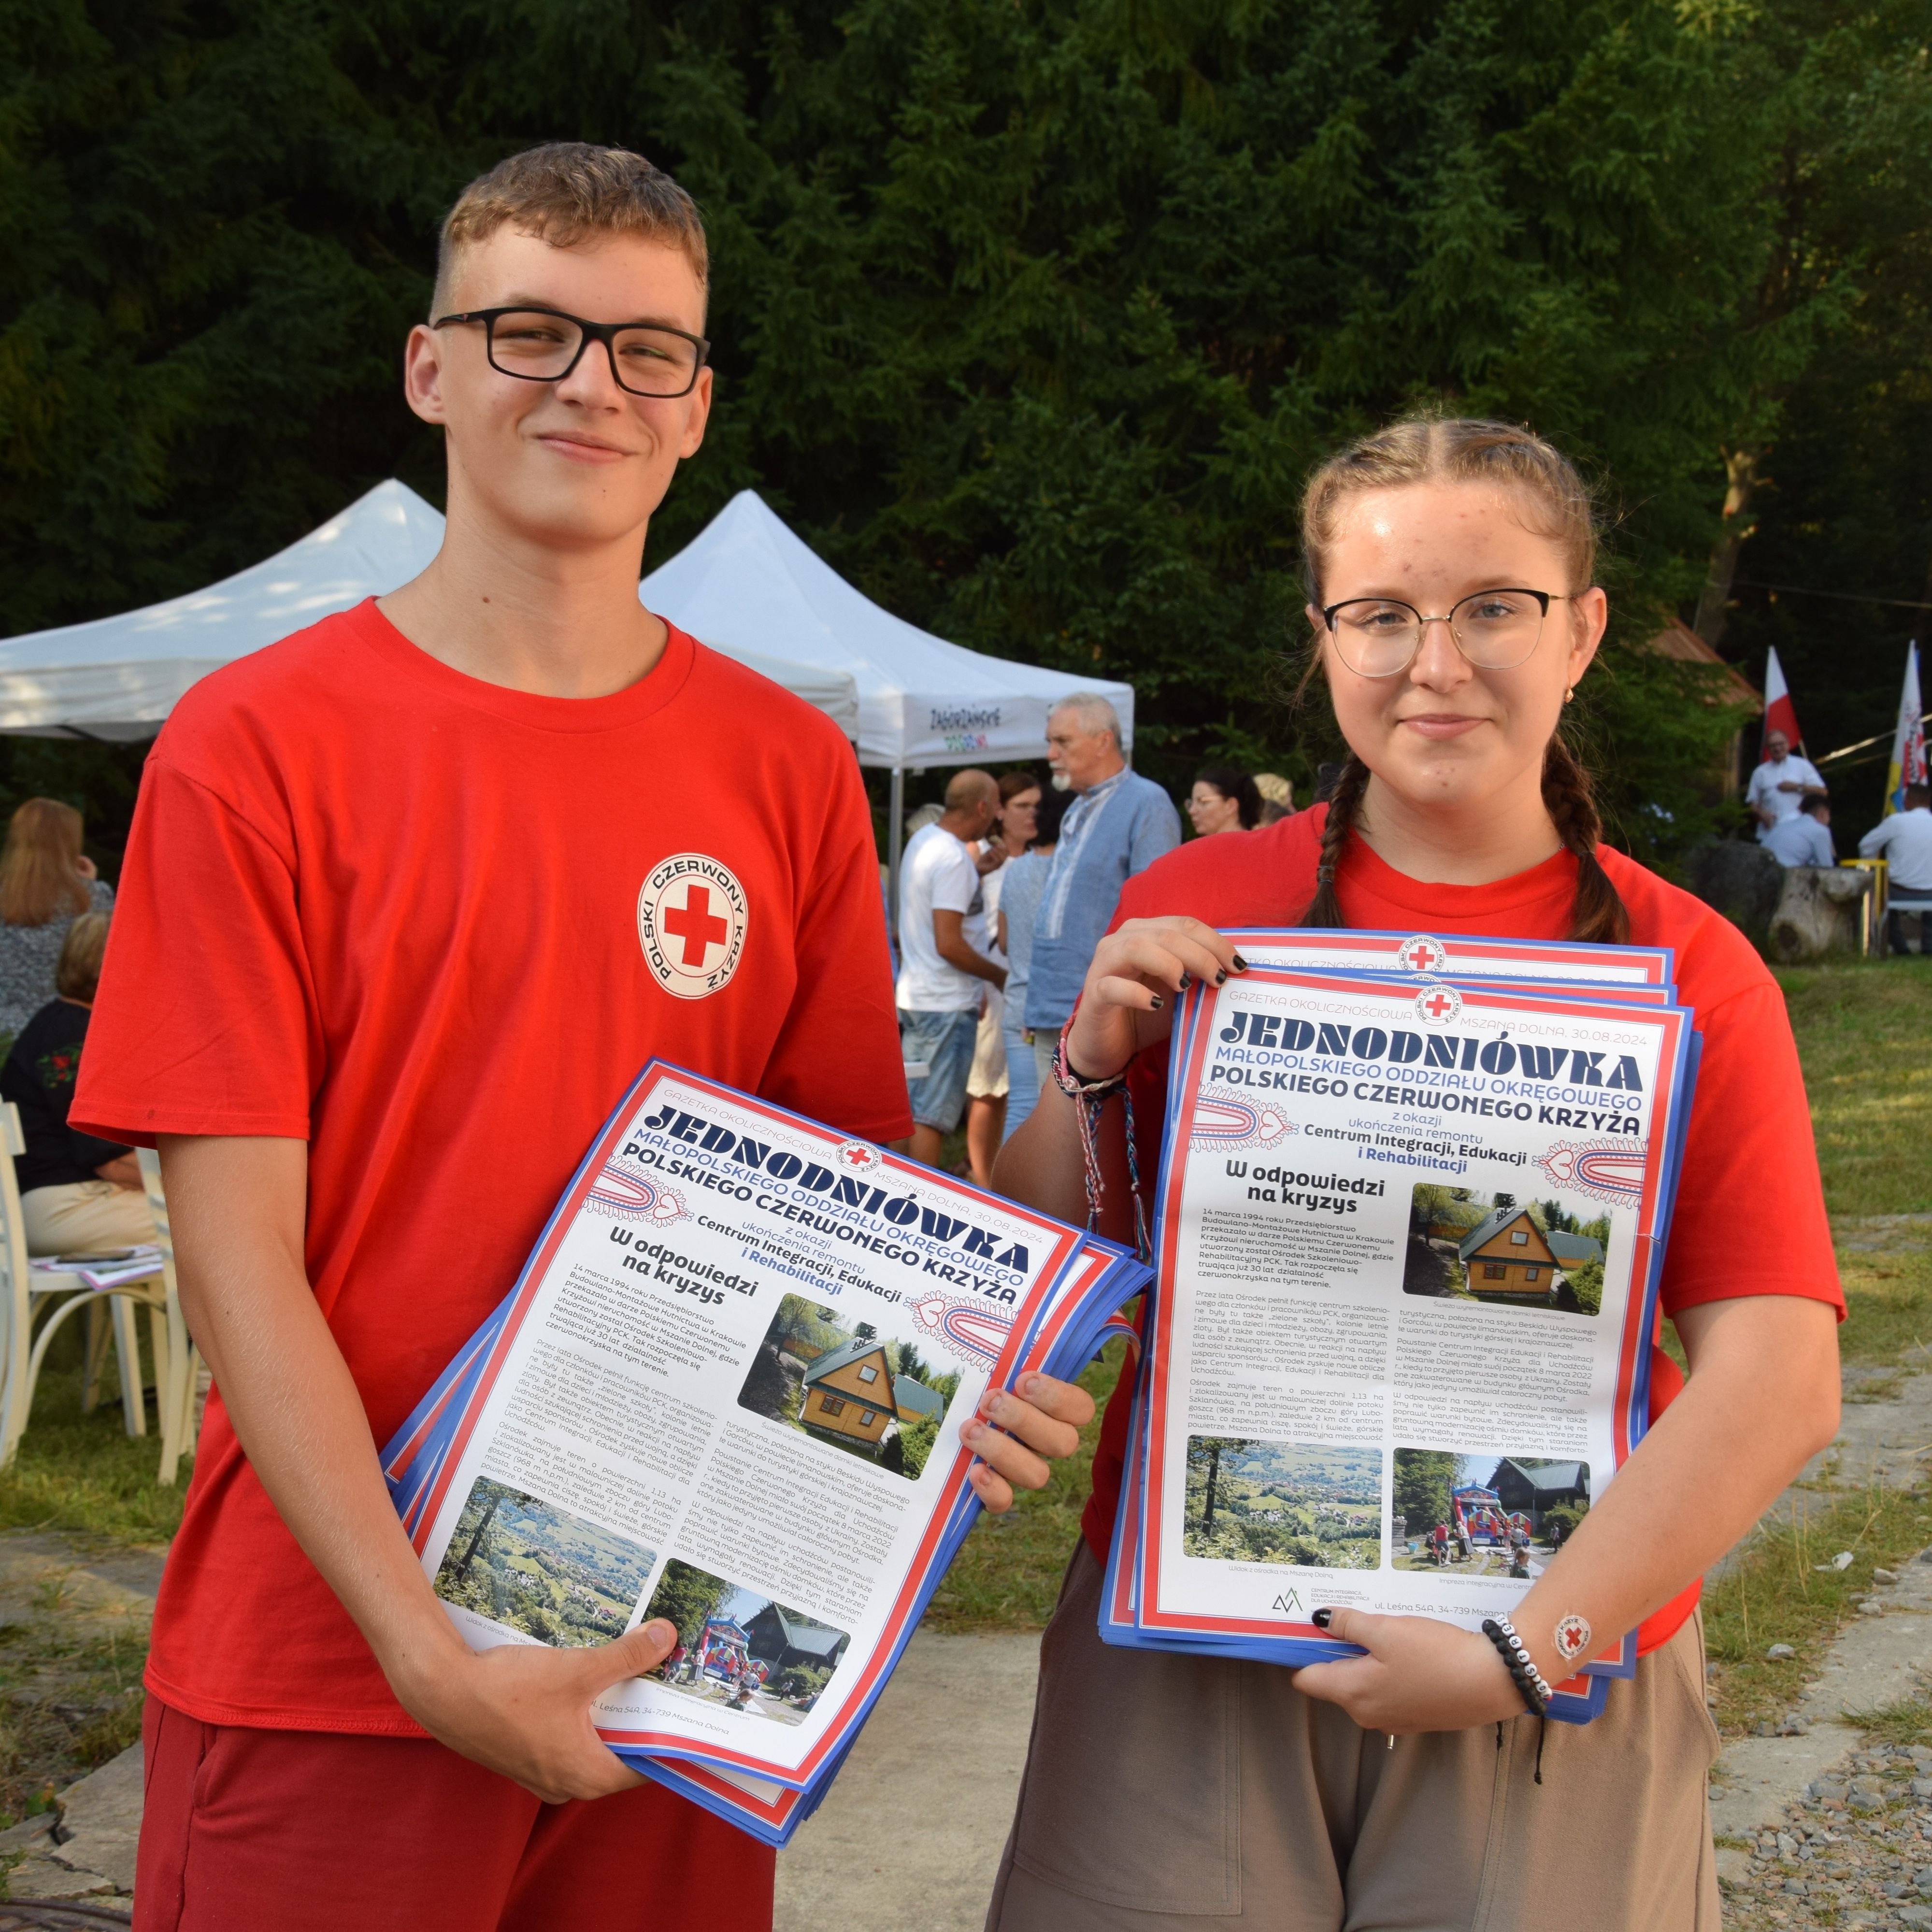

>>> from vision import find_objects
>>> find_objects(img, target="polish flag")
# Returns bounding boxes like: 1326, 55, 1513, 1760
1761, 646, 1803, 757
1887, 642, 1925, 814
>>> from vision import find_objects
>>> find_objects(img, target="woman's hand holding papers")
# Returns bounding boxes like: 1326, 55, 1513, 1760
1063, 916, 1245, 1082
1290, 1610, 1531, 1734
995, 916, 1245, 1239
961, 1371, 1096, 1513
1295, 1297, 1842, 1735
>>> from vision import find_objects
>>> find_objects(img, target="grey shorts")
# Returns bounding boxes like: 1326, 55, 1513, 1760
901, 1007, 979, 1132
986, 1544, 1721, 1932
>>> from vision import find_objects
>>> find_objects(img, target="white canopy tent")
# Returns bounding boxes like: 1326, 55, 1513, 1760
0, 480, 859, 741
639, 489, 1136, 898
0, 481, 445, 740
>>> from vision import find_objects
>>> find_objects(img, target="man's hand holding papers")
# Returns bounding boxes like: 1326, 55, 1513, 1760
398, 1614, 678, 1803
961, 1371, 1097, 1514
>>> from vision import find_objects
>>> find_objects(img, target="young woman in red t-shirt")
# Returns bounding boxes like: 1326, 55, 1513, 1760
978, 419, 1843, 1930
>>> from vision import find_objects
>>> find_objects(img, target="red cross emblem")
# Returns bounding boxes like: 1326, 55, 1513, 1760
1424, 993, 1454, 1017
637, 854, 748, 1000
1400, 936, 1445, 973
1415, 981, 1461, 1024
662, 884, 730, 967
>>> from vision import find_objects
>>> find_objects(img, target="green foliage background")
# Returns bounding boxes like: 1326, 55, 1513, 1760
643, 1557, 732, 1647
1392, 1446, 1457, 1536
4, 0, 1929, 859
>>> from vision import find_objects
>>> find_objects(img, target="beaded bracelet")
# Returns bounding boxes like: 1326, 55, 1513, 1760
1480, 1615, 1553, 1717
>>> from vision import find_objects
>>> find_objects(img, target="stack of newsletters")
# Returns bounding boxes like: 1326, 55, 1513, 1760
382, 1061, 1150, 1843
1102, 928, 1700, 1724
32, 1247, 163, 1291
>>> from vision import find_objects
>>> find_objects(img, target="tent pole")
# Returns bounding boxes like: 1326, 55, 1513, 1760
887, 767, 905, 934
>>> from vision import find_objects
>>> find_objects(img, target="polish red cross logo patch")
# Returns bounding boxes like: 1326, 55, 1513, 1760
637, 854, 749, 1000
1398, 935, 1447, 975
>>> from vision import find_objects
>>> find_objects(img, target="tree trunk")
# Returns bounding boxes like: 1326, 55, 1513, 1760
1692, 445, 1763, 652
1768, 865, 1872, 963
454, 1490, 504, 1581
1204, 1443, 1221, 1531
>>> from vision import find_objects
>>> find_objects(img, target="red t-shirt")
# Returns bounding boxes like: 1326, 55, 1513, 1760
74, 601, 913, 1733
1081, 807, 1842, 1654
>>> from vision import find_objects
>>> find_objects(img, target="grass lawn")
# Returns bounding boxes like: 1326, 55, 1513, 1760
0, 1353, 171, 1834
1701, 1479, 1932, 1736
1774, 955, 1932, 1219
1775, 957, 1932, 1385
924, 1346, 1124, 1630
0, 1323, 187, 1546
1695, 954, 1932, 1733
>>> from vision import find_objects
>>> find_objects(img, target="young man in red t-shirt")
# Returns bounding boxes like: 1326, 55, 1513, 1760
71, 143, 1070, 1932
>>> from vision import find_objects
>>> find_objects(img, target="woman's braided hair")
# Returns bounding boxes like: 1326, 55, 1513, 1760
1296, 417, 1630, 945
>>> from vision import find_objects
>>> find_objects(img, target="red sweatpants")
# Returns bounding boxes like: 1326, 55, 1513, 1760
135, 1697, 775, 1932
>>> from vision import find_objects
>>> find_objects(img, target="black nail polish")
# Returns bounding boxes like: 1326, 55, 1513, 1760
1214, 969, 1227, 986
1311, 1607, 1333, 1629
1231, 953, 1250, 972
1149, 993, 1164, 1010
1177, 971, 1191, 990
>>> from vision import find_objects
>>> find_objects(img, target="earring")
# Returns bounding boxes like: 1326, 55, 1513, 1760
1563, 686, 1575, 705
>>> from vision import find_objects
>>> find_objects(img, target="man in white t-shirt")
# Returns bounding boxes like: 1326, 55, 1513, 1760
897, 770, 1005, 1167
1746, 729, 1827, 841
1860, 782, 1932, 953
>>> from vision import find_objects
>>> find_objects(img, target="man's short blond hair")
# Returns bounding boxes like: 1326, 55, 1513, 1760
433, 143, 709, 316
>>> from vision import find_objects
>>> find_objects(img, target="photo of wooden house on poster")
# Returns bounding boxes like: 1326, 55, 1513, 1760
737, 1294, 961, 1478
1403, 1185, 1610, 1315
800, 1337, 948, 1447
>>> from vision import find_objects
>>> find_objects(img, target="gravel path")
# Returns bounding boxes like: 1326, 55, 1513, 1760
1722, 1740, 1932, 1928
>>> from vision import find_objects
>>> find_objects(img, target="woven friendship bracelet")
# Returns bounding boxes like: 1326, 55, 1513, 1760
1052, 1021, 1150, 1260
1480, 1616, 1553, 1716
1050, 1022, 1129, 1101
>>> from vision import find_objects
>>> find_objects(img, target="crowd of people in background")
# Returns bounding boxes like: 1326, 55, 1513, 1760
893, 698, 1317, 1176
891, 706, 1932, 1174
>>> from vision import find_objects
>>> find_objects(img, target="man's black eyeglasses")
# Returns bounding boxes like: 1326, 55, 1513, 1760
432, 307, 710, 399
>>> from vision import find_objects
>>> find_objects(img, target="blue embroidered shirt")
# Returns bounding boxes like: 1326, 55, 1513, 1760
1023, 768, 1182, 1032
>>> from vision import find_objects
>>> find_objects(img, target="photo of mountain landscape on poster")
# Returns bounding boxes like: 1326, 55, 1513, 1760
431, 1477, 654, 1647
737, 1293, 960, 1479
1182, 1439, 1383, 1567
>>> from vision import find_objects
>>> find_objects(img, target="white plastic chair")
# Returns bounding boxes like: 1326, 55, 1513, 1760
0, 1102, 159, 1463
137, 1148, 203, 1485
